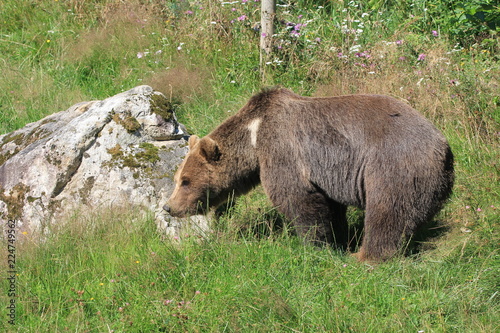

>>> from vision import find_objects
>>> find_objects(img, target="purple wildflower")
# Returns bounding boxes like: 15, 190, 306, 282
417, 53, 426, 61
355, 51, 370, 58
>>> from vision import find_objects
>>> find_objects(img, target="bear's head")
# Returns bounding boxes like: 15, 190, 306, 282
165, 135, 225, 217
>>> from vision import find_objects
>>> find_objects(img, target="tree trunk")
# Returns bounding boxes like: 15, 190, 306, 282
260, 0, 275, 81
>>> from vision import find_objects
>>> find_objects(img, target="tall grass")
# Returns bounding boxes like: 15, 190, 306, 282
1, 0, 498, 331
2, 208, 498, 332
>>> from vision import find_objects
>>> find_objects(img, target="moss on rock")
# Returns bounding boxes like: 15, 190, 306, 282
150, 93, 174, 121
107, 144, 123, 157
105, 142, 160, 172
0, 183, 31, 219
112, 113, 141, 133
0, 125, 51, 166
78, 176, 96, 205
136, 142, 160, 164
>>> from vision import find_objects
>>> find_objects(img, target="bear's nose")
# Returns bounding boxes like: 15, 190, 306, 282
163, 205, 171, 213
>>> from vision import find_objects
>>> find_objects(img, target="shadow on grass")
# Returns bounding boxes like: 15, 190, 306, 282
410, 219, 452, 255
215, 201, 289, 240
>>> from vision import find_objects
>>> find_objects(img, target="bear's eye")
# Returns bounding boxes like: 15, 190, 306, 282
181, 179, 190, 187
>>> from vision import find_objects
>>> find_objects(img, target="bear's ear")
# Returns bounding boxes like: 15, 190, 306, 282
188, 135, 200, 149
198, 137, 221, 163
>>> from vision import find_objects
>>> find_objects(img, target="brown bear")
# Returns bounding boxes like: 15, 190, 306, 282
165, 88, 454, 261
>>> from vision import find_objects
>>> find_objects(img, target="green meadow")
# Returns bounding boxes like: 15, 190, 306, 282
0, 0, 498, 331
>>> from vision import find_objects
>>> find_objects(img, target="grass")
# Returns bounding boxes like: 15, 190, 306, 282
1, 0, 499, 331
3, 209, 498, 332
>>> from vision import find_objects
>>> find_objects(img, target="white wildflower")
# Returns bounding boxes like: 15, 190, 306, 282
349, 44, 361, 53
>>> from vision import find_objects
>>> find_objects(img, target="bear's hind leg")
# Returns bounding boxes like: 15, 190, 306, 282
357, 205, 414, 262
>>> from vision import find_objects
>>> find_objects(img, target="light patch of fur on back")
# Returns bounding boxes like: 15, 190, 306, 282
247, 118, 262, 148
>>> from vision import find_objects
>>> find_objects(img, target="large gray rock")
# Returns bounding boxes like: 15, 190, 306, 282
0, 85, 208, 235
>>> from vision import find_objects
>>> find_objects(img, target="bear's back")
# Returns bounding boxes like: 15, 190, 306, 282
248, 89, 445, 152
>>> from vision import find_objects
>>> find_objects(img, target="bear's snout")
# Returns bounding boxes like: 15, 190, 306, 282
163, 203, 189, 218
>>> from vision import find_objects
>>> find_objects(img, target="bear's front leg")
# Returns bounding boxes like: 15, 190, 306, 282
260, 168, 347, 246
285, 189, 337, 246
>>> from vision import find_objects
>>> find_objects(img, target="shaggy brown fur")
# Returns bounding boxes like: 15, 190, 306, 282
165, 88, 454, 261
